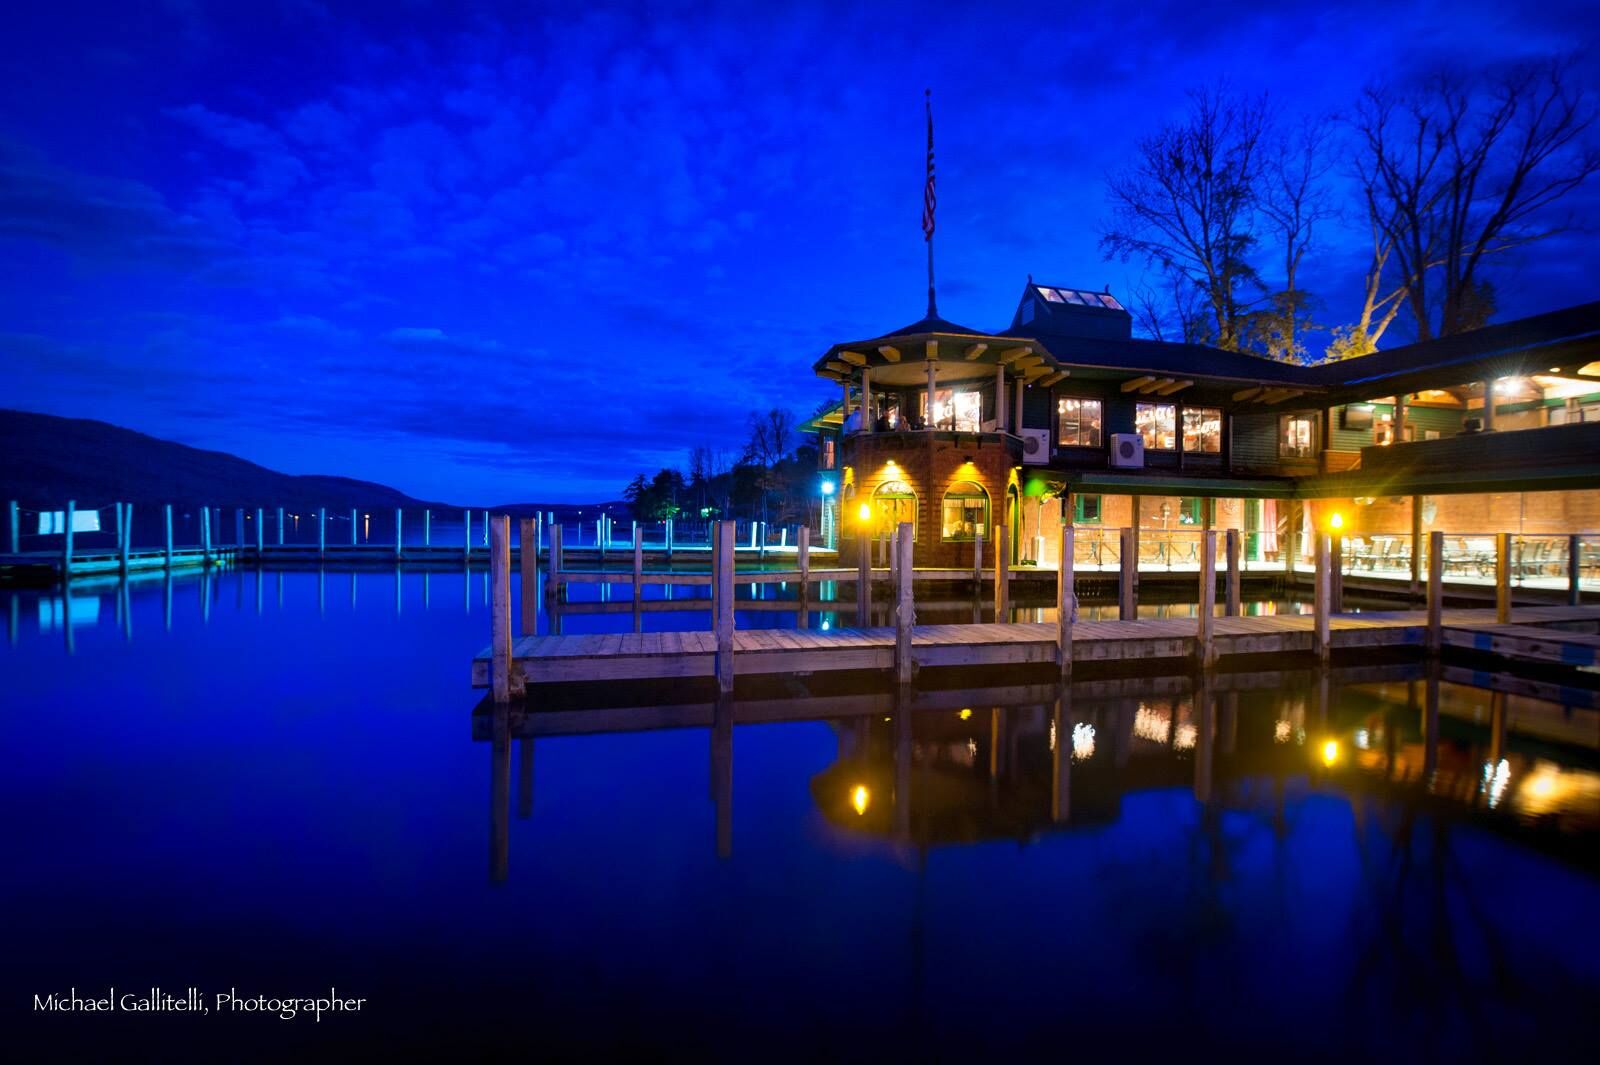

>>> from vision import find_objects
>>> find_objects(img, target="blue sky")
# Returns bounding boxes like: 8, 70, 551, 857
1, 0, 1596, 503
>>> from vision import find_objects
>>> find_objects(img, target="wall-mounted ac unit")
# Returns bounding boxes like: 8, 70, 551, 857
1020, 428, 1051, 465
1110, 433, 1144, 468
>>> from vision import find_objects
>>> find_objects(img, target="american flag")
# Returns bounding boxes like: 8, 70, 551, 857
922, 89, 936, 242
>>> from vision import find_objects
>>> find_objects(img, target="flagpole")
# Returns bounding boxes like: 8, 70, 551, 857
924, 88, 938, 318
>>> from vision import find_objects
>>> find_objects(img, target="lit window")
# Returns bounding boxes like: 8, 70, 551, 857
1136, 402, 1176, 450
941, 481, 989, 541
1099, 293, 1123, 310
820, 438, 836, 470
1182, 407, 1222, 453
869, 479, 918, 540
1057, 397, 1103, 447
1040, 287, 1064, 302
1280, 414, 1315, 459
1075, 495, 1102, 524
1060, 289, 1085, 304
919, 389, 982, 432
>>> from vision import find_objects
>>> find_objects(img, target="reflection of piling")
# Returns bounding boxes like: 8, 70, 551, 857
712, 695, 733, 859
517, 738, 534, 819
490, 704, 510, 883
1051, 691, 1072, 823
1193, 672, 1214, 805
1423, 660, 1441, 776
1426, 530, 1444, 653
894, 685, 912, 842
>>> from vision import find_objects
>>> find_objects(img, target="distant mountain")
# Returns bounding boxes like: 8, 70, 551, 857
0, 408, 438, 510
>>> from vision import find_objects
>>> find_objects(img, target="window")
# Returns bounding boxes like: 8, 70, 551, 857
941, 481, 989, 541
1041, 287, 1064, 303
1374, 409, 1394, 446
820, 438, 835, 470
873, 396, 900, 431
870, 479, 918, 540
919, 388, 982, 432
1136, 402, 1176, 450
1178, 498, 1202, 525
1280, 414, 1315, 458
1182, 407, 1222, 453
1074, 494, 1102, 524
1057, 398, 1103, 447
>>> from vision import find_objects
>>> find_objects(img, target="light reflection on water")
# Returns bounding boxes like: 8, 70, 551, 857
3, 568, 1599, 1059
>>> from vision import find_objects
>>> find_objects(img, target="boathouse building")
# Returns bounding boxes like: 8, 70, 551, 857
809, 283, 1600, 580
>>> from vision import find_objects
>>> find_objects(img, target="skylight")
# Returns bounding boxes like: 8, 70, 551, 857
1035, 285, 1123, 310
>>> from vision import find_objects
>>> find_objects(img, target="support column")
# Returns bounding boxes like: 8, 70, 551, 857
463, 508, 472, 559
256, 507, 264, 557
6, 500, 17, 554
862, 368, 873, 433
119, 503, 131, 576
1571, 534, 1583, 607
925, 360, 937, 430
277, 506, 285, 546
1014, 378, 1024, 435
350, 507, 358, 547
317, 507, 326, 560
995, 363, 1007, 432
394, 508, 403, 560
1394, 393, 1408, 443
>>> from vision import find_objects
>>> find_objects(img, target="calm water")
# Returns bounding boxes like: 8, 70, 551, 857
4, 568, 1599, 1061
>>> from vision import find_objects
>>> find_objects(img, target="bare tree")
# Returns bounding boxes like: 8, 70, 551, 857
1325, 189, 1410, 360
1355, 57, 1599, 341
1254, 116, 1335, 360
743, 408, 795, 527
1101, 86, 1269, 351
1128, 273, 1205, 343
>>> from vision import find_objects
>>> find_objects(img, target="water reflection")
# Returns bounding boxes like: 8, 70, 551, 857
476, 662, 1600, 882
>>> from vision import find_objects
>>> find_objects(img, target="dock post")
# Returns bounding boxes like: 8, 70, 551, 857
1119, 526, 1136, 620
277, 506, 284, 546
1427, 530, 1444, 653
423, 508, 431, 548
120, 503, 132, 576
1058, 524, 1075, 678
973, 527, 984, 588
715, 520, 736, 694
233, 507, 242, 547
519, 518, 537, 633
350, 507, 358, 547
995, 524, 1010, 622
597, 517, 605, 563
463, 509, 471, 559
632, 534, 643, 603
1496, 532, 1512, 624
163, 504, 173, 569
798, 526, 810, 601
200, 504, 210, 564
1568, 530, 1580, 604
1331, 535, 1343, 612
1198, 529, 1217, 668
395, 508, 403, 560
894, 521, 914, 684
255, 507, 264, 558
489, 514, 516, 704
1313, 532, 1331, 665
6, 500, 16, 554
666, 517, 675, 560
317, 507, 326, 560
114, 500, 124, 556
483, 511, 489, 548
856, 529, 870, 626
549, 523, 563, 598
1225, 528, 1241, 616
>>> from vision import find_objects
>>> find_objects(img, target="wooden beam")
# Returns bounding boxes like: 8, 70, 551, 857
1013, 354, 1045, 371
1154, 378, 1194, 396
963, 342, 989, 361
1038, 371, 1070, 387
825, 359, 851, 374
1232, 386, 1264, 402
1136, 377, 1175, 394
837, 350, 867, 366
877, 345, 901, 362
999, 346, 1031, 364
1121, 376, 1156, 393
1022, 364, 1053, 381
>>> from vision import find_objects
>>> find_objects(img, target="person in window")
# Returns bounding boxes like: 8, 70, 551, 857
875, 411, 890, 432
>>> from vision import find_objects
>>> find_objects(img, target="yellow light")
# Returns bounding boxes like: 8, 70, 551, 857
1321, 740, 1339, 766
851, 785, 870, 816
959, 708, 972, 720
857, 502, 873, 523
1329, 512, 1345, 531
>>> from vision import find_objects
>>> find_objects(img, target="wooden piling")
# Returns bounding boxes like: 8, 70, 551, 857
714, 520, 736, 693
632, 534, 643, 602
995, 524, 1009, 622
6, 500, 17, 554
1571, 534, 1583, 606
318, 507, 326, 560
350, 507, 358, 547
277, 506, 285, 546
256, 507, 264, 557
489, 515, 514, 704
665, 517, 674, 560
597, 516, 606, 562
553, 521, 566, 598
163, 504, 173, 569
1409, 495, 1423, 600
119, 503, 131, 576
519, 518, 537, 634
1198, 529, 1216, 668
1427, 530, 1444, 653
200, 504, 210, 563
1313, 532, 1331, 665
1330, 535, 1344, 613
973, 527, 984, 587
1496, 532, 1512, 624
798, 526, 811, 599
1057, 524, 1074, 678
1119, 525, 1136, 620
1225, 528, 1241, 616
856, 531, 870, 626
894, 521, 914, 684
394, 508, 403, 560
463, 509, 471, 559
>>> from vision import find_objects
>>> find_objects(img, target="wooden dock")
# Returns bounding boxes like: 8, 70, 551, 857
472, 605, 1600, 689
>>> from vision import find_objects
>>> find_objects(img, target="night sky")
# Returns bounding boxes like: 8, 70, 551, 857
2, 1, 1596, 504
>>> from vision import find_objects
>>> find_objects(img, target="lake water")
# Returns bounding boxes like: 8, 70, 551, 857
5, 567, 1599, 1061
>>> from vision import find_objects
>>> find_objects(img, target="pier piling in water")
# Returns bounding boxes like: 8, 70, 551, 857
856, 531, 870, 626
164, 504, 173, 569
317, 508, 326, 560
1225, 528, 1241, 616
120, 503, 131, 576
1313, 533, 1332, 665
6, 500, 17, 554
1572, 534, 1583, 606
995, 525, 1009, 622
894, 521, 914, 684
463, 509, 471, 559
277, 506, 285, 546
1199, 529, 1217, 668
256, 507, 264, 557
489, 514, 515, 704
395, 508, 403, 560
1119, 526, 1136, 620
1427, 530, 1444, 653
714, 520, 735, 693
549, 524, 564, 598
1496, 532, 1512, 623
798, 526, 810, 600
519, 518, 537, 634
1058, 524, 1074, 678
200, 504, 210, 564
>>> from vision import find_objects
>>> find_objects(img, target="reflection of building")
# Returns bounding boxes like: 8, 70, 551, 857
809, 286, 1600, 576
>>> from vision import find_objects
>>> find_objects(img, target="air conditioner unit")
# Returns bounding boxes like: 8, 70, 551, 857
1110, 433, 1144, 468
1020, 428, 1051, 465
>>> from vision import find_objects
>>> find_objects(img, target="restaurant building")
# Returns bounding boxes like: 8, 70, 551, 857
808, 283, 1600, 586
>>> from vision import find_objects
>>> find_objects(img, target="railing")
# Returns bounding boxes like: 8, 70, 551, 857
1334, 532, 1599, 590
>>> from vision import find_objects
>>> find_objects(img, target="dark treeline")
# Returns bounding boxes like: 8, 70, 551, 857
622, 408, 821, 527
